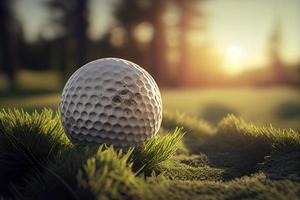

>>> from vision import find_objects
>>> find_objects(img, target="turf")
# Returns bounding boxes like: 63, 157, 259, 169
1, 88, 299, 130
0, 108, 299, 200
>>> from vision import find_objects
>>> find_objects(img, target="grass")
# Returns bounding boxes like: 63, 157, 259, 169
162, 87, 300, 130
218, 114, 300, 150
157, 173, 300, 200
76, 147, 138, 200
131, 128, 184, 175
0, 108, 299, 199
0, 109, 71, 197
0, 70, 62, 92
1, 87, 300, 130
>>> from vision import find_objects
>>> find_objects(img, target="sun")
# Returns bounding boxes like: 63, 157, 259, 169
225, 46, 246, 75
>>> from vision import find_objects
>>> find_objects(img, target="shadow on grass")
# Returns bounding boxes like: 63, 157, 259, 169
162, 112, 292, 181
0, 88, 58, 99
178, 128, 272, 180
195, 133, 271, 180
258, 149, 300, 181
276, 101, 300, 120
199, 103, 239, 125
182, 121, 299, 181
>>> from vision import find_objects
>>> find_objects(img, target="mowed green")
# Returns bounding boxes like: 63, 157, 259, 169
162, 87, 300, 130
1, 87, 299, 130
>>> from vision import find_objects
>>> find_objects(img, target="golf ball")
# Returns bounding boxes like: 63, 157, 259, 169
60, 58, 162, 148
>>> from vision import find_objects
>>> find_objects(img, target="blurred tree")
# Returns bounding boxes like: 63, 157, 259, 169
268, 19, 288, 84
176, 0, 207, 86
21, 37, 53, 71
113, 0, 169, 86
113, 0, 146, 63
96, 0, 216, 87
151, 1, 168, 86
0, 0, 21, 89
74, 0, 89, 67
46, 0, 89, 77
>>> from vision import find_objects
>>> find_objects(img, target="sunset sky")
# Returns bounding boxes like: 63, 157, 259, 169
205, 0, 300, 74
15, 0, 300, 74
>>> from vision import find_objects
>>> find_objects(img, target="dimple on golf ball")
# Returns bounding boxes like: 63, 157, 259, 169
60, 58, 162, 148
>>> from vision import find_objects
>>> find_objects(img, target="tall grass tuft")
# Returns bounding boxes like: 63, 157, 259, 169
131, 128, 184, 175
77, 146, 140, 200
162, 111, 215, 153
0, 108, 71, 196
14, 146, 98, 200
16, 139, 184, 200
218, 114, 300, 150
162, 111, 214, 135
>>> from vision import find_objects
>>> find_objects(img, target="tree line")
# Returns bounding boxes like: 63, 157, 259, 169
0, 0, 297, 89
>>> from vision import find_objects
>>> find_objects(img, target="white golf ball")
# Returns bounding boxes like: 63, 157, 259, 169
60, 58, 162, 148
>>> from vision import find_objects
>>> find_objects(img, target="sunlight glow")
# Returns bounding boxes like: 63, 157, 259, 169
225, 46, 247, 75
133, 22, 154, 43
